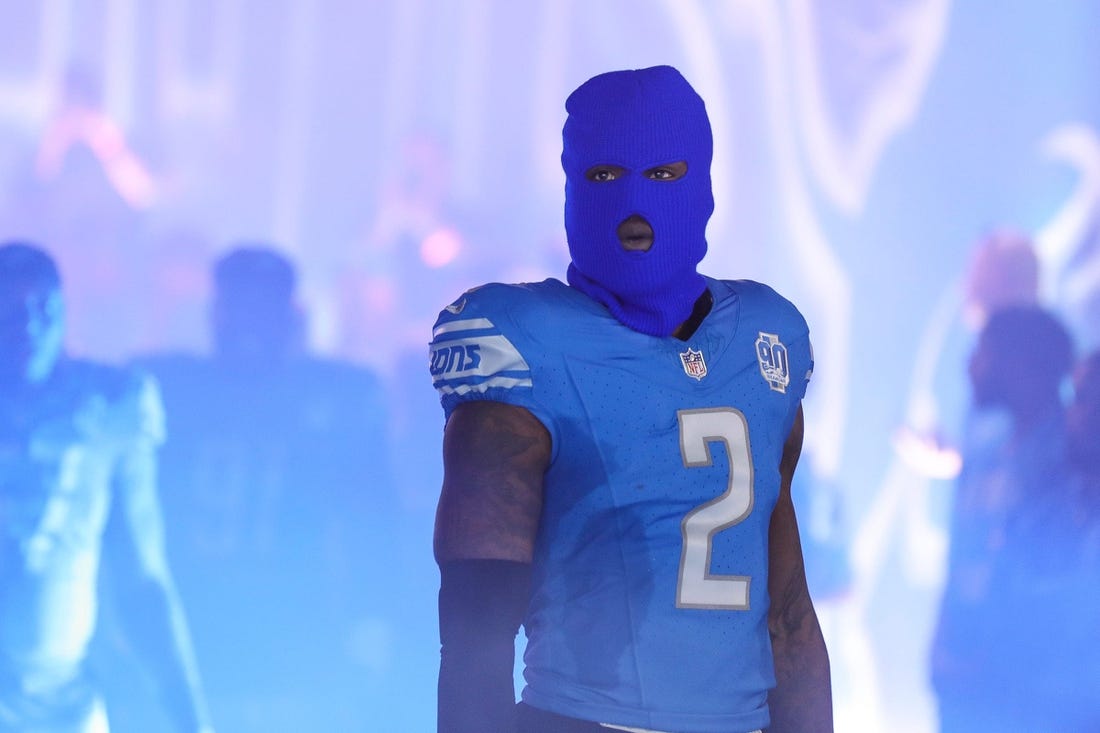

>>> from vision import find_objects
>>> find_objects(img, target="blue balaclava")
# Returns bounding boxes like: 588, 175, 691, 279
563, 65, 713, 337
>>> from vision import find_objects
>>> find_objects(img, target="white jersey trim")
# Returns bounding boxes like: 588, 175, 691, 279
435, 376, 533, 395
433, 317, 495, 337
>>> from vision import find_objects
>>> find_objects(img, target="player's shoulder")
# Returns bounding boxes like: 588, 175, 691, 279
714, 277, 804, 312
432, 278, 585, 344
430, 280, 580, 415
435, 278, 574, 324
713, 277, 809, 330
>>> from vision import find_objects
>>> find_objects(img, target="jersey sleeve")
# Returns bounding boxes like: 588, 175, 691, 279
798, 334, 814, 398
773, 289, 813, 427
761, 280, 813, 402
732, 278, 814, 434
429, 285, 558, 443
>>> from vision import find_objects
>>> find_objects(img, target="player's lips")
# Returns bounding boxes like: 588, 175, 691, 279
617, 215, 654, 252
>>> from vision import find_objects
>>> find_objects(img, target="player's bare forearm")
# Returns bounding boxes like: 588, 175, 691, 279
766, 406, 833, 731
434, 401, 548, 732
766, 554, 833, 732
434, 400, 550, 563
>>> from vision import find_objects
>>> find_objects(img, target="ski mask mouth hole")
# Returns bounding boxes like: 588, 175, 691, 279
617, 215, 654, 252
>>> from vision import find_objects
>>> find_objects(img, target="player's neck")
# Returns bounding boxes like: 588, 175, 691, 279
672, 288, 713, 341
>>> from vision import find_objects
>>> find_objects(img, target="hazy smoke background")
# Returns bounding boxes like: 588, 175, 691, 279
1, 2, 1098, 731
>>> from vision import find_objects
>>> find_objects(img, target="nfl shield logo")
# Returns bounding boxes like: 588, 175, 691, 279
680, 348, 707, 380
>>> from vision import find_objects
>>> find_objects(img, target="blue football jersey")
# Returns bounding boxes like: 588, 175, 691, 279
430, 277, 812, 733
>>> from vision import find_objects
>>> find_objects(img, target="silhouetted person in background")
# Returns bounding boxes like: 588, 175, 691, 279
0, 242, 211, 733
960, 230, 1040, 332
930, 305, 1085, 732
895, 230, 1042, 478
1057, 349, 1100, 729
1069, 350, 1100, 505
139, 245, 396, 732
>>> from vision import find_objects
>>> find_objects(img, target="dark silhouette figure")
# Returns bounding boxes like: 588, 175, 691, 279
930, 305, 1093, 731
0, 241, 210, 733
138, 245, 396, 732
1056, 350, 1100, 730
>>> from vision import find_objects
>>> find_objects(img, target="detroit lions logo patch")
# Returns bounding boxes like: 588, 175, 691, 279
755, 332, 790, 393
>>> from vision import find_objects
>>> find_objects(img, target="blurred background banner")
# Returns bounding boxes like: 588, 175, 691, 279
1, 2, 1098, 732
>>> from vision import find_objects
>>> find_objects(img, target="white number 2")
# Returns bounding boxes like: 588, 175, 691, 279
676, 408, 755, 610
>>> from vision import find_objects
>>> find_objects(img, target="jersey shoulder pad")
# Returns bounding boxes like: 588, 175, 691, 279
720, 278, 814, 391
430, 280, 565, 414
723, 279, 808, 329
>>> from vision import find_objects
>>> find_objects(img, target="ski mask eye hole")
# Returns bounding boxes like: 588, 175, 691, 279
585, 165, 627, 182
643, 161, 688, 181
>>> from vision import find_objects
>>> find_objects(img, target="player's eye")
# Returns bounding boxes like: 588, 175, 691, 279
585, 165, 625, 182
644, 161, 688, 181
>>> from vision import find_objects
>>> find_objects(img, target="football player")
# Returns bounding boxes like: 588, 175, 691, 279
430, 66, 831, 733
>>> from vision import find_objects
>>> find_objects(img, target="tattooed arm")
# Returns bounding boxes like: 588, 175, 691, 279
766, 406, 833, 732
434, 400, 551, 733
434, 400, 549, 563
